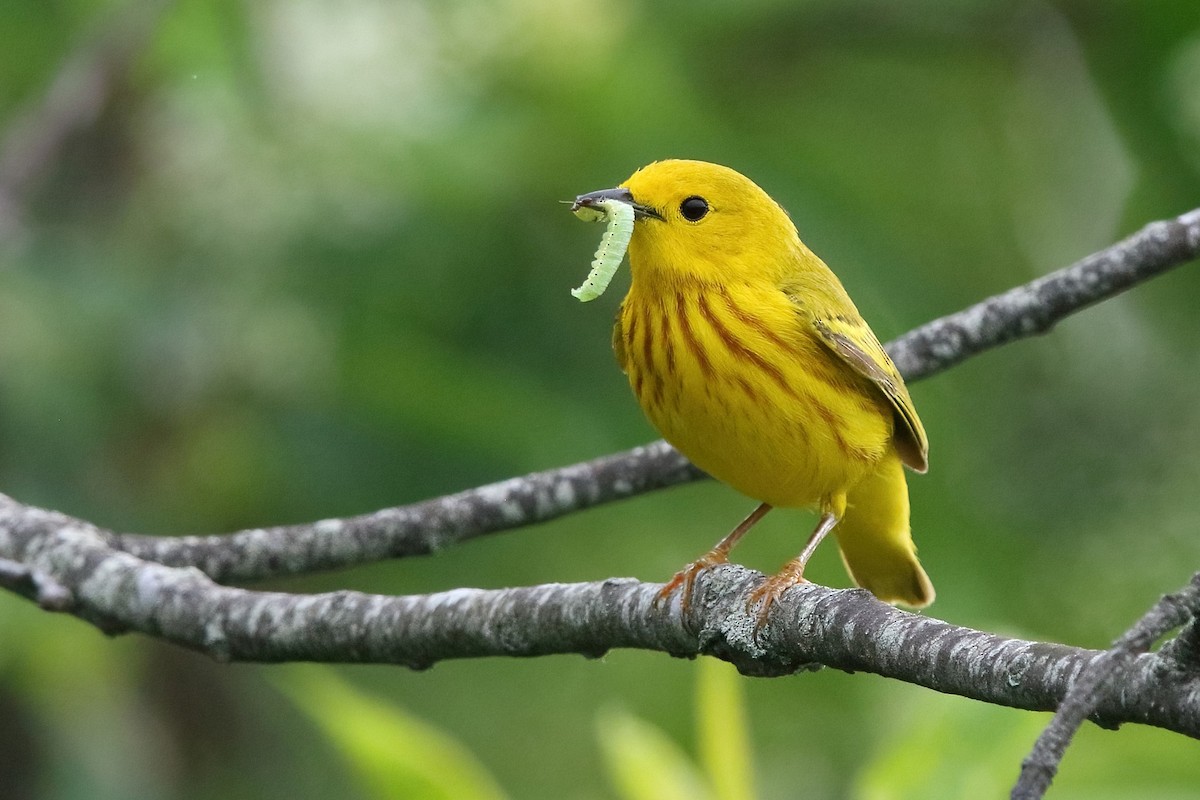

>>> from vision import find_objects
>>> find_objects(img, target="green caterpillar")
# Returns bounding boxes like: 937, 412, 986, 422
571, 198, 634, 302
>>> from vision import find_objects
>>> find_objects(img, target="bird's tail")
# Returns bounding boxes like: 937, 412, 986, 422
835, 450, 934, 607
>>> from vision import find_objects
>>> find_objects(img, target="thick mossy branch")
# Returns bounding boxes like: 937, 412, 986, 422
2, 493, 1198, 739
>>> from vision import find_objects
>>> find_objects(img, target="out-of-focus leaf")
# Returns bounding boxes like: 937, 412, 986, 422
596, 706, 713, 800
855, 688, 1200, 800
0, 597, 174, 800
854, 694, 1044, 800
695, 658, 755, 800
271, 665, 508, 800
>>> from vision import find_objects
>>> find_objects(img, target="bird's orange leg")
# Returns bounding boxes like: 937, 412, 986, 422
747, 510, 840, 630
656, 502, 772, 612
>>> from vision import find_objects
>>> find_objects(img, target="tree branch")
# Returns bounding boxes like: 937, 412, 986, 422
0, 556, 73, 611
2, 492, 1198, 738
109, 441, 703, 582
1011, 574, 1200, 799
106, 206, 1200, 582
887, 207, 1200, 381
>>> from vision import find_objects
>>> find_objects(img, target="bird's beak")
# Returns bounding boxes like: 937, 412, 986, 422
571, 187, 663, 220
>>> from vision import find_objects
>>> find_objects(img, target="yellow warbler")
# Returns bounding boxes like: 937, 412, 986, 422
573, 159, 934, 620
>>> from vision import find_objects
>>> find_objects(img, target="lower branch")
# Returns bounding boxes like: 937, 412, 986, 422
2, 494, 1197, 737
1012, 575, 1200, 799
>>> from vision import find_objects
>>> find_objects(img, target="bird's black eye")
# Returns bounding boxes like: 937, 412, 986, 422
680, 196, 709, 222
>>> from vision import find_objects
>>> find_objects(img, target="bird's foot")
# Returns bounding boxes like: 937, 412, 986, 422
745, 562, 807, 639
655, 553, 729, 614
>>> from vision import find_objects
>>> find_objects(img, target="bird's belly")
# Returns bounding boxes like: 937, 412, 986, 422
621, 297, 890, 508
647, 378, 876, 508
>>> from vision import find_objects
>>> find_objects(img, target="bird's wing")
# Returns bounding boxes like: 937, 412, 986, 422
811, 316, 928, 473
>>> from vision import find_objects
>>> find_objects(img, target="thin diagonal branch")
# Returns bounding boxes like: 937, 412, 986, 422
1160, 616, 1200, 668
1011, 575, 1200, 800
887, 207, 1200, 381
2, 492, 1198, 737
109, 441, 702, 581
108, 206, 1200, 582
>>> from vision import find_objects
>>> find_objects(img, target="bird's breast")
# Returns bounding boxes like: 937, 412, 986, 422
617, 284, 891, 508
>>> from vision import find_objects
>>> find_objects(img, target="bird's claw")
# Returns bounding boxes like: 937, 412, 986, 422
745, 570, 806, 641
654, 555, 726, 614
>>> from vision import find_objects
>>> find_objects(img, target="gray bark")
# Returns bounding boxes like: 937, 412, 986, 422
2, 493, 1198, 741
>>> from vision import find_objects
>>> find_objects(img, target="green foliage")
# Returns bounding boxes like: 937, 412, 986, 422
855, 694, 1045, 800
856, 690, 1200, 800
696, 658, 757, 800
2, 0, 1200, 797
272, 666, 508, 800
597, 708, 713, 800
597, 658, 755, 800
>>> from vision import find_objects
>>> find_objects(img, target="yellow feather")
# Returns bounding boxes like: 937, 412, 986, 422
586, 159, 933, 609
807, 314, 929, 473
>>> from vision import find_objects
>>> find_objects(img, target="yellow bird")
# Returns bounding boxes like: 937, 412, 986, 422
574, 159, 934, 619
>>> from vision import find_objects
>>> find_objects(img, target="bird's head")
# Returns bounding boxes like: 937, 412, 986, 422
573, 159, 801, 288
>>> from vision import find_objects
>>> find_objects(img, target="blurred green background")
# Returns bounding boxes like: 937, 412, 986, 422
3, 0, 1200, 797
